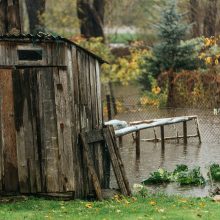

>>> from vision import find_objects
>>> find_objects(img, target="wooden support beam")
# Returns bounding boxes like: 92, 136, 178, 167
160, 125, 165, 148
103, 127, 129, 196
108, 126, 131, 196
135, 130, 140, 157
183, 121, 187, 145
195, 118, 201, 143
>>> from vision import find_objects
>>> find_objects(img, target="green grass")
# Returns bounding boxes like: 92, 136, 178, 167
0, 193, 220, 220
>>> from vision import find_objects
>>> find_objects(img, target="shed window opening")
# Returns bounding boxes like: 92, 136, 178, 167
18, 49, 43, 61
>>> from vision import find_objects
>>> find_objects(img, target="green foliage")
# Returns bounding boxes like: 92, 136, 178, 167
73, 36, 150, 84
209, 163, 220, 181
175, 167, 206, 186
73, 36, 114, 63
142, 168, 172, 184
142, 165, 205, 186
139, 0, 201, 90
173, 164, 188, 174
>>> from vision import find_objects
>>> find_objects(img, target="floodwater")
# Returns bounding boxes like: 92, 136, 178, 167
109, 108, 220, 197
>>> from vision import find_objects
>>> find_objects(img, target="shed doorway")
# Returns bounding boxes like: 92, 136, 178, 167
0, 67, 74, 194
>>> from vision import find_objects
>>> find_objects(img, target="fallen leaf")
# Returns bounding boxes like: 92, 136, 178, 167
149, 201, 157, 206
85, 203, 93, 209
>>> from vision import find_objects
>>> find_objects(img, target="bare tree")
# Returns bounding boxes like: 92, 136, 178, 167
25, 0, 45, 33
189, 0, 200, 38
77, 0, 105, 39
203, 0, 217, 37
0, 0, 21, 34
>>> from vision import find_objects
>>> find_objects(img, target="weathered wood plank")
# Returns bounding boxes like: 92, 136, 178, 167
0, 69, 18, 192
54, 68, 75, 192
85, 130, 104, 144
39, 68, 59, 193
103, 127, 128, 196
108, 126, 131, 196
80, 132, 103, 201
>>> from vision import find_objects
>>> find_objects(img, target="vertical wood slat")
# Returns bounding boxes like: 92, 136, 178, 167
39, 68, 59, 193
95, 60, 103, 127
72, 47, 86, 198
54, 68, 75, 192
13, 69, 41, 193
0, 69, 18, 192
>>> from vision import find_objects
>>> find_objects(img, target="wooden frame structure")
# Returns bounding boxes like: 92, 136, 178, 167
108, 116, 201, 157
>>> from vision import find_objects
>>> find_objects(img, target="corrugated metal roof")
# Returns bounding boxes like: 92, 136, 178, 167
0, 32, 106, 64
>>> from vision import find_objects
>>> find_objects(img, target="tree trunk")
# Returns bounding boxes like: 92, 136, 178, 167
77, 0, 105, 39
189, 0, 200, 38
0, 0, 21, 34
203, 0, 217, 37
167, 70, 175, 108
25, 0, 45, 33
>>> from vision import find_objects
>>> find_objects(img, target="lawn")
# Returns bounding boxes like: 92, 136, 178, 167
0, 193, 220, 220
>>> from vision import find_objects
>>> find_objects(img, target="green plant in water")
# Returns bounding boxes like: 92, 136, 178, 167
142, 168, 172, 184
208, 163, 220, 181
142, 165, 205, 186
175, 167, 205, 186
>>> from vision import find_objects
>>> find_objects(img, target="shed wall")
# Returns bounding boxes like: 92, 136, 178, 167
0, 41, 108, 198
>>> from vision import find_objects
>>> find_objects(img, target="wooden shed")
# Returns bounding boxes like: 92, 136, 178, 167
0, 33, 109, 198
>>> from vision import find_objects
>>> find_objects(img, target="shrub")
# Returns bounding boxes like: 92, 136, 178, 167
208, 163, 220, 181
142, 168, 172, 184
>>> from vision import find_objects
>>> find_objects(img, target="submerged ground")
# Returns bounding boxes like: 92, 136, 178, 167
0, 194, 220, 220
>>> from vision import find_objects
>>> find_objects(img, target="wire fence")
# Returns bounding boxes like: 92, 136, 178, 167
102, 93, 220, 144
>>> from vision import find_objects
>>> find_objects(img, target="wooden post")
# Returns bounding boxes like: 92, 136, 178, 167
153, 128, 158, 142
183, 121, 187, 145
160, 125, 165, 149
136, 130, 140, 157
106, 95, 112, 120
173, 125, 179, 143
195, 118, 201, 143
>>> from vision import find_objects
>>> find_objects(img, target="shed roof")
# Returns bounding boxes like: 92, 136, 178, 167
0, 32, 106, 64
